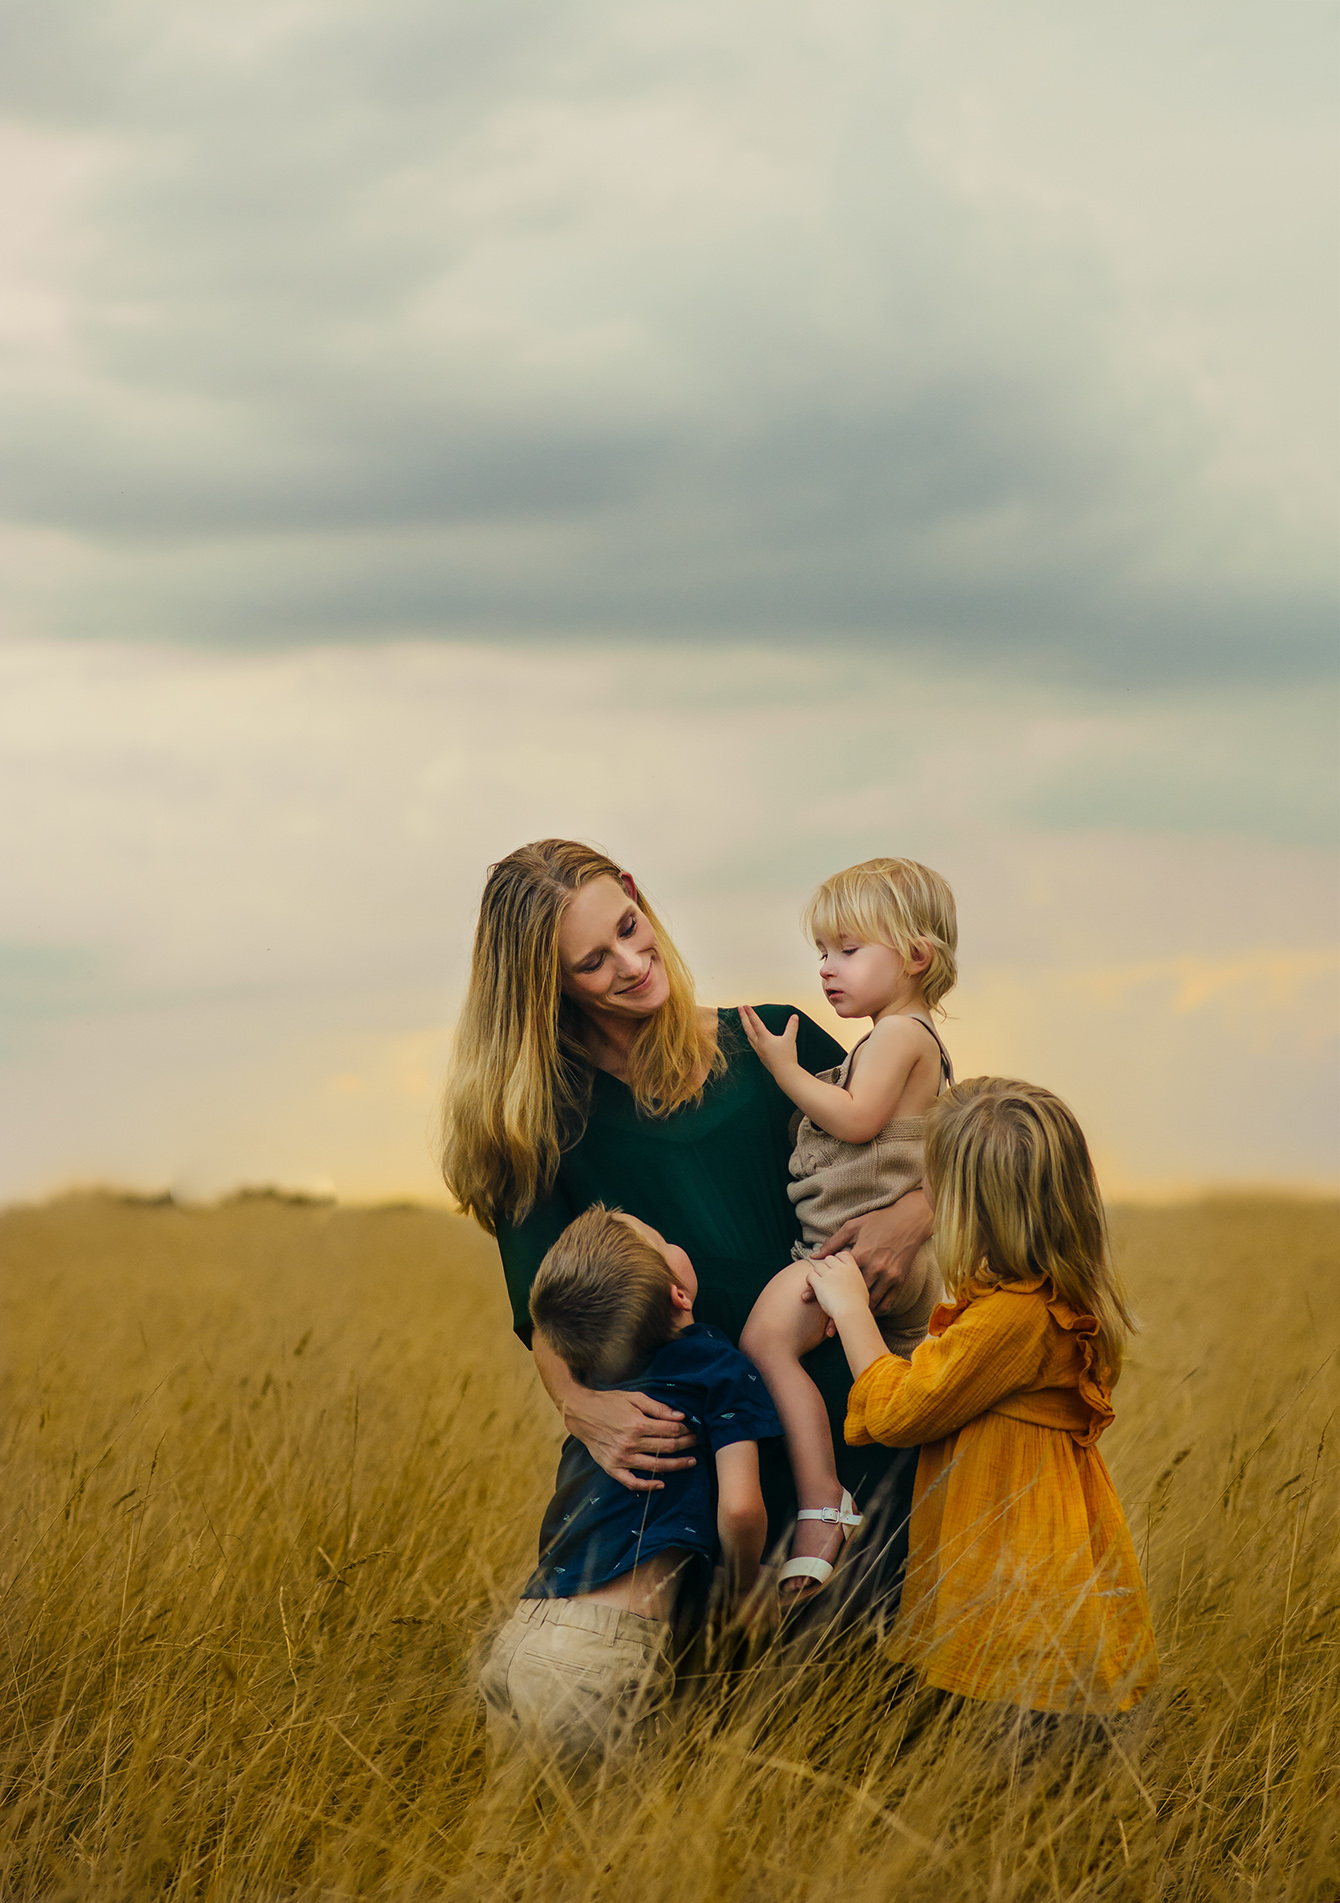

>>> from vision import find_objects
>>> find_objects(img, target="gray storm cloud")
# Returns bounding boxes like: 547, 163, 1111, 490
1, 0, 1335, 676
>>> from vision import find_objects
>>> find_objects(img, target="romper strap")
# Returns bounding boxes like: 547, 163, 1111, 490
906, 1013, 954, 1091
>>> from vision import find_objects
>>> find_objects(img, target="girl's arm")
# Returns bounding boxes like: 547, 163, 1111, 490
804, 1251, 901, 1379
532, 1337, 698, 1494
839, 1293, 1055, 1448
713, 1440, 768, 1601
738, 1007, 926, 1143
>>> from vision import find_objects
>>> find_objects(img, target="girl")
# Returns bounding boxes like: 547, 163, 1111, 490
807, 1078, 1158, 1717
739, 858, 957, 1598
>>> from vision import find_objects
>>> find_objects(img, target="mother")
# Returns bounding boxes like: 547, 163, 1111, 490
440, 839, 932, 1608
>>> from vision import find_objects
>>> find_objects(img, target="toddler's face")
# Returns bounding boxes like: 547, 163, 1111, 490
815, 935, 906, 1019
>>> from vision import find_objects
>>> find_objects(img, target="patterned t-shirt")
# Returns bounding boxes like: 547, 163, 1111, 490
522, 1323, 782, 1599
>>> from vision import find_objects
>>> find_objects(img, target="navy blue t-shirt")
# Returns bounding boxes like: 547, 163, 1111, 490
522, 1323, 782, 1600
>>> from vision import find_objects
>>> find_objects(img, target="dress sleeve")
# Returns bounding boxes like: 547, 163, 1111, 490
495, 1183, 577, 1347
844, 1293, 1054, 1447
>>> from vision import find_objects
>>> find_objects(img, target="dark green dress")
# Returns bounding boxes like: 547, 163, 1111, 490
496, 1007, 918, 1564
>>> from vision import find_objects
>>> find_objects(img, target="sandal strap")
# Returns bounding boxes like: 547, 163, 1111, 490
778, 1555, 835, 1585
795, 1505, 863, 1530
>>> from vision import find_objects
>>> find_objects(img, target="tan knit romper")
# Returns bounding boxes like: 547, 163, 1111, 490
787, 1013, 954, 1359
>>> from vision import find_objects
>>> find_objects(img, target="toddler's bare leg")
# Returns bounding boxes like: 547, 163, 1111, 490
741, 1261, 846, 1585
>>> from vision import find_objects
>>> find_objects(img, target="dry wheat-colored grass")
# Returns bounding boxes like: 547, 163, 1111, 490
0, 1191, 1337, 1901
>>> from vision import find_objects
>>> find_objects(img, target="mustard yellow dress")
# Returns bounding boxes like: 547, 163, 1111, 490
845, 1277, 1158, 1715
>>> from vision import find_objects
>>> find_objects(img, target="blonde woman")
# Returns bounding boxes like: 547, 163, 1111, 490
441, 839, 933, 1591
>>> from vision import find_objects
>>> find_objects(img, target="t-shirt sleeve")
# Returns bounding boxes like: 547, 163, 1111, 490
496, 1183, 577, 1347
750, 1004, 845, 1077
701, 1341, 784, 1450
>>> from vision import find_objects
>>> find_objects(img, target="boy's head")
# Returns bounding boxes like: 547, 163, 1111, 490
529, 1205, 696, 1385
803, 857, 957, 1011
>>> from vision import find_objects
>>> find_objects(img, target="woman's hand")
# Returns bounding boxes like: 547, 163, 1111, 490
562, 1385, 698, 1494
738, 1005, 800, 1080
814, 1189, 933, 1314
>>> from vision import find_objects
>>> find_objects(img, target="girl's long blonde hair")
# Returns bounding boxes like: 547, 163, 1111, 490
924, 1077, 1134, 1383
440, 840, 723, 1233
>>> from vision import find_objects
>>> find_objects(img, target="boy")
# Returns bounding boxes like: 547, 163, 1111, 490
480, 1204, 780, 1769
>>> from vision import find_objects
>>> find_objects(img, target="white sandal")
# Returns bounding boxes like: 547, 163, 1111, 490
777, 1490, 863, 1599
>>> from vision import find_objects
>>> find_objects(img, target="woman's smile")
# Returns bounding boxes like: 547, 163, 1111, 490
557, 876, 671, 1017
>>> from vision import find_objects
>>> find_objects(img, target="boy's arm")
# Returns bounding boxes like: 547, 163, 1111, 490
713, 1440, 768, 1601
738, 1008, 922, 1143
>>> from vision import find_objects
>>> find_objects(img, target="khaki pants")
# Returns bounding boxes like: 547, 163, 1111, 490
480, 1597, 674, 1769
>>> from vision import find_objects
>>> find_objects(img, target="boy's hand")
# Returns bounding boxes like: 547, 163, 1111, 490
805, 1250, 872, 1326
738, 1005, 800, 1078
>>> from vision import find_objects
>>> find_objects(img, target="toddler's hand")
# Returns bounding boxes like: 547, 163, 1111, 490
805, 1250, 871, 1324
738, 1005, 800, 1077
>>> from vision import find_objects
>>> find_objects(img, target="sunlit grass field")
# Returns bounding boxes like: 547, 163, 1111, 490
1, 1192, 1337, 1900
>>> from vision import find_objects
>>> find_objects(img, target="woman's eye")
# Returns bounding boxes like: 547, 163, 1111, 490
618, 915, 637, 938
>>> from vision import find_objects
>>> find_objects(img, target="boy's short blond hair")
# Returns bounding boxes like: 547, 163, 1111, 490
529, 1205, 680, 1386
803, 858, 958, 1012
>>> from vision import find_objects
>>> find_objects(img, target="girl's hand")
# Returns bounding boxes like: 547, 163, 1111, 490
815, 1190, 933, 1314
739, 1005, 800, 1078
805, 1250, 872, 1326
562, 1386, 697, 1493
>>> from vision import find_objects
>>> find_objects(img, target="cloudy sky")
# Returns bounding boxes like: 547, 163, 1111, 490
1, 0, 1336, 1203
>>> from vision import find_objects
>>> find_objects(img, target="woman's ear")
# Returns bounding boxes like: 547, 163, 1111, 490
619, 871, 640, 904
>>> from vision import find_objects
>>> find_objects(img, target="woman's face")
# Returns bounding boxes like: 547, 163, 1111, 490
557, 875, 670, 1020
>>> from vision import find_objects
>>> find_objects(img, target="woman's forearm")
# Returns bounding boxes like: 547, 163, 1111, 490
532, 1335, 581, 1422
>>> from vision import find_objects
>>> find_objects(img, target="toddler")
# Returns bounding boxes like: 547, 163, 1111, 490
739, 856, 956, 1597
808, 1078, 1158, 1717
480, 1204, 780, 1769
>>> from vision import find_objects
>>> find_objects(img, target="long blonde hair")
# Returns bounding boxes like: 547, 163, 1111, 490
803, 858, 957, 1014
924, 1077, 1134, 1383
440, 840, 722, 1233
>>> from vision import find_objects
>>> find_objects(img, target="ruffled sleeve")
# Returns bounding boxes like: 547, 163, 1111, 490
1040, 1294, 1114, 1445
844, 1284, 1056, 1448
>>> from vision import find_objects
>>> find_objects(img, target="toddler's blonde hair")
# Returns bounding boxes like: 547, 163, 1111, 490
803, 858, 957, 1013
924, 1077, 1134, 1384
529, 1205, 682, 1386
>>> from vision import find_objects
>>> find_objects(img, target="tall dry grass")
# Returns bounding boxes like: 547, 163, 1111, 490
0, 1191, 1336, 1900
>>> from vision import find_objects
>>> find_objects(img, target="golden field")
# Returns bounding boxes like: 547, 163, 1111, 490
0, 1192, 1336, 1901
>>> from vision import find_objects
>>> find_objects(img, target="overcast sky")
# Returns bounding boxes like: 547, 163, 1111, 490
1, 1, 1336, 1203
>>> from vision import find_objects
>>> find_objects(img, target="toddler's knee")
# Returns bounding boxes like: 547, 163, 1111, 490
740, 1309, 775, 1361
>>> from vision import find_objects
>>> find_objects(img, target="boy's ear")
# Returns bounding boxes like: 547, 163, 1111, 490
668, 1282, 693, 1312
